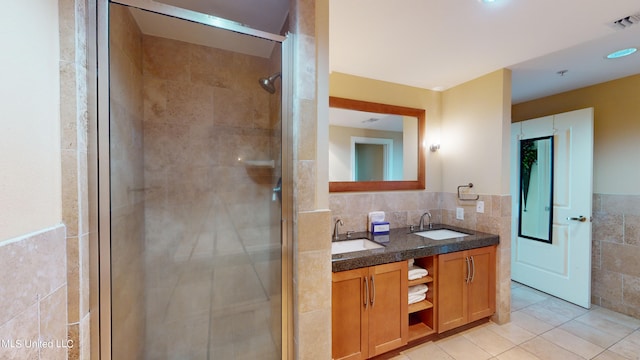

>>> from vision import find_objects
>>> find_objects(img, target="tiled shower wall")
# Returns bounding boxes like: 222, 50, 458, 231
141, 33, 281, 359
592, 194, 640, 318
109, 4, 146, 360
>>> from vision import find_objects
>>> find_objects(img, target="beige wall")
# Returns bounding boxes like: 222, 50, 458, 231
512, 74, 640, 319
0, 1, 84, 359
439, 69, 513, 324
330, 72, 443, 191
441, 69, 512, 195
0, 0, 61, 241
513, 74, 640, 195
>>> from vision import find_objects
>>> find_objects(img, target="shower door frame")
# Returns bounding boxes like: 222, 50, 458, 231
93, 1, 293, 358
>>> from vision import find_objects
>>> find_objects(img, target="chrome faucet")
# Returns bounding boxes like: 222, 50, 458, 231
333, 219, 344, 240
418, 211, 432, 231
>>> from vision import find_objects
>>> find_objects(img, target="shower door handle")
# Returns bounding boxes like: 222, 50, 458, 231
272, 177, 282, 202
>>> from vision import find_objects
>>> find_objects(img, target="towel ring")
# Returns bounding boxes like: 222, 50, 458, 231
457, 183, 479, 201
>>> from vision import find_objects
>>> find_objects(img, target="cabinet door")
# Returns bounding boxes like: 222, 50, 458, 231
467, 246, 496, 322
368, 261, 408, 357
333, 267, 369, 360
437, 251, 469, 333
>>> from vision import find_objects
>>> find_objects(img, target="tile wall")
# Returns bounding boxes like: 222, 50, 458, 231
290, 0, 334, 358
109, 4, 146, 359
0, 225, 68, 360
592, 194, 640, 318
141, 32, 281, 358
59, 0, 91, 358
329, 191, 441, 232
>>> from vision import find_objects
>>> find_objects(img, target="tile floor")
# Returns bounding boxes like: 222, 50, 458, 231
390, 281, 640, 360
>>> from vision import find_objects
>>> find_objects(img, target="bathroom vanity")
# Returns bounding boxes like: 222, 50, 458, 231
331, 226, 498, 360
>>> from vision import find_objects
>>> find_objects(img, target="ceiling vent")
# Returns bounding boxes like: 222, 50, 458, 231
611, 13, 640, 29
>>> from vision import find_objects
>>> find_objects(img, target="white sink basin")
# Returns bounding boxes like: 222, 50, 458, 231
332, 239, 384, 255
413, 229, 470, 240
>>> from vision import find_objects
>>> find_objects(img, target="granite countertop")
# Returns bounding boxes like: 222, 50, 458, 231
331, 224, 499, 272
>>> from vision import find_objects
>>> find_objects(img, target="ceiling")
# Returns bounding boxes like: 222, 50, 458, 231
135, 0, 640, 104
330, 108, 404, 132
330, 0, 640, 104
158, 0, 288, 34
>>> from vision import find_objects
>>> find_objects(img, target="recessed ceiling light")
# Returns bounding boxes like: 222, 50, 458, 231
606, 47, 638, 59
480, 0, 497, 2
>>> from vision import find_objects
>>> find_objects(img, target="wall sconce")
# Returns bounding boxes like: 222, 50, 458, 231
430, 144, 440, 152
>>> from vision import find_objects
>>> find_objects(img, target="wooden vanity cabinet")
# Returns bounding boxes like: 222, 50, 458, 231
332, 261, 408, 360
437, 246, 496, 333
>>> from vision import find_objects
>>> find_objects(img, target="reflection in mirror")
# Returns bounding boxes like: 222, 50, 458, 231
328, 97, 425, 192
519, 136, 554, 243
329, 109, 418, 181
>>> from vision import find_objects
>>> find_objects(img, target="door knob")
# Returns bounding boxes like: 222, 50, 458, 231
567, 216, 587, 222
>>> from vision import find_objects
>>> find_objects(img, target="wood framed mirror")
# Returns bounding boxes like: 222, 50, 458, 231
329, 96, 426, 192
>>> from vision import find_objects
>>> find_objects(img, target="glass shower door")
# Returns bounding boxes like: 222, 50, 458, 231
107, 3, 284, 358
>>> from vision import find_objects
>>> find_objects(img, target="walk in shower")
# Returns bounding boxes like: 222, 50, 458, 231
99, 1, 290, 358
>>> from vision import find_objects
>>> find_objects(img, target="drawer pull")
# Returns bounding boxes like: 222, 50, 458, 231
364, 277, 368, 308
465, 257, 470, 283
370, 275, 376, 306
470, 256, 476, 283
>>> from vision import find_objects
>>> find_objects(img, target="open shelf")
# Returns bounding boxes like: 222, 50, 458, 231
407, 256, 436, 342
408, 300, 433, 314
408, 275, 433, 287
408, 316, 435, 341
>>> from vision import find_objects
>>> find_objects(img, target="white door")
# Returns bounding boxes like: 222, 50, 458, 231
511, 108, 594, 308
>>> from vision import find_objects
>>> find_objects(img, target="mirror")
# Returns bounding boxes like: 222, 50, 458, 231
519, 136, 554, 243
329, 96, 425, 192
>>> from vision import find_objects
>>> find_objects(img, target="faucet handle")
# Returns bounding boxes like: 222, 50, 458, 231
346, 231, 354, 239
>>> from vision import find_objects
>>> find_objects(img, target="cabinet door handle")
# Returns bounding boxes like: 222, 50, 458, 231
470, 256, 476, 283
465, 257, 470, 283
364, 277, 368, 308
370, 275, 376, 306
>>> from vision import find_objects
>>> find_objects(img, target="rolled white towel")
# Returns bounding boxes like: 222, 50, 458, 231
408, 258, 415, 267
408, 265, 428, 280
408, 284, 428, 296
408, 293, 426, 305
